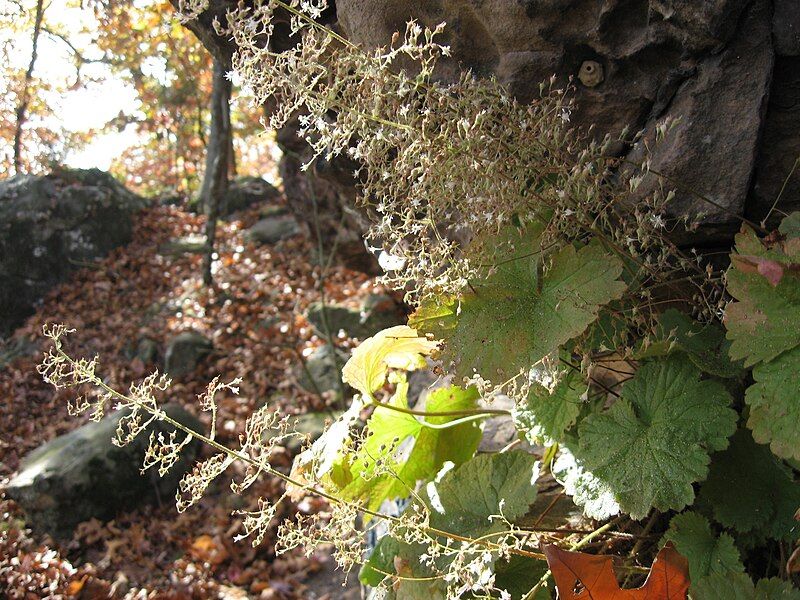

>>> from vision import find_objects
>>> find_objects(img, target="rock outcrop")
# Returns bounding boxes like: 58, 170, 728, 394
297, 344, 350, 395
4, 403, 202, 538
0, 168, 145, 336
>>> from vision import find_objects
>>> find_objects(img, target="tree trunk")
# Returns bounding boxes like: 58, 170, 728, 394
201, 57, 232, 286
227, 126, 237, 179
13, 0, 45, 175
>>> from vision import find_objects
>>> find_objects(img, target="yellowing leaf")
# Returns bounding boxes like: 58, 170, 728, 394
288, 396, 364, 497
342, 325, 438, 397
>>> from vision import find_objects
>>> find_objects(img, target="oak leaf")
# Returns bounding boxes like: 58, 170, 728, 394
544, 542, 689, 599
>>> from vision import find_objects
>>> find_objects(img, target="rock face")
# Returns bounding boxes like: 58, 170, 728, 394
749, 57, 800, 224
4, 403, 202, 538
0, 168, 145, 336
625, 0, 774, 239
178, 0, 800, 246
164, 331, 214, 378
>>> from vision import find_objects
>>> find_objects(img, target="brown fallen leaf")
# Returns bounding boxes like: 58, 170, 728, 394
543, 541, 689, 600
190, 534, 230, 566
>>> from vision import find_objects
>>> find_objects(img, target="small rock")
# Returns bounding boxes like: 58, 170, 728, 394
297, 345, 349, 394
157, 234, 207, 257
305, 304, 362, 339
220, 176, 281, 217
4, 403, 202, 538
164, 331, 213, 377
0, 335, 37, 371
156, 193, 185, 207
305, 293, 404, 340
246, 215, 301, 245
134, 337, 159, 365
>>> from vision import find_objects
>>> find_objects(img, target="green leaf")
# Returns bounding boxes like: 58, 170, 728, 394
754, 578, 800, 600
638, 309, 745, 379
698, 429, 800, 540
725, 228, 800, 367
340, 381, 482, 513
576, 356, 737, 519
661, 512, 742, 583
513, 369, 585, 444
552, 445, 620, 520
493, 555, 550, 600
427, 451, 539, 536
691, 572, 800, 600
779, 212, 800, 239
745, 346, 800, 461
359, 452, 541, 592
412, 239, 626, 382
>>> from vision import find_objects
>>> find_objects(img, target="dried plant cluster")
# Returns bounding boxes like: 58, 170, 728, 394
217, 0, 713, 306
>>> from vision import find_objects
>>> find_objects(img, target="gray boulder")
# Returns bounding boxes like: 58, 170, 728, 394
164, 331, 213, 377
298, 344, 349, 394
0, 168, 145, 335
220, 176, 281, 216
305, 293, 404, 340
4, 403, 202, 538
246, 214, 301, 245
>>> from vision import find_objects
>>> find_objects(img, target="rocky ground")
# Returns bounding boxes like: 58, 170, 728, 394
0, 198, 389, 598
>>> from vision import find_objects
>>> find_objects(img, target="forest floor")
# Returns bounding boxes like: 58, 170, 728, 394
0, 200, 382, 598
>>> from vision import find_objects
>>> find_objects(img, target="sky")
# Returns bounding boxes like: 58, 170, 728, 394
8, 0, 144, 170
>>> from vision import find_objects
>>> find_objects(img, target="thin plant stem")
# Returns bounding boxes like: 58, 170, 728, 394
54, 347, 549, 563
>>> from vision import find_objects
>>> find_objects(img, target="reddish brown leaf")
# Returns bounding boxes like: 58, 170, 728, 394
732, 255, 800, 287
543, 541, 689, 600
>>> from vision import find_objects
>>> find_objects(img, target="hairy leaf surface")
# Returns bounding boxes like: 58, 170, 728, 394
513, 368, 584, 444
638, 309, 744, 378
780, 211, 800, 239
699, 429, 800, 539
745, 346, 800, 461
691, 573, 800, 600
661, 511, 742, 583
493, 555, 550, 600
411, 240, 626, 382
360, 452, 540, 593
552, 446, 620, 520
726, 228, 800, 367
577, 357, 736, 519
